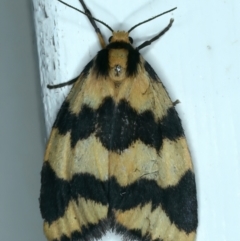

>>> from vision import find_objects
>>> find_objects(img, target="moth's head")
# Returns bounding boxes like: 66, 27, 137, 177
108, 31, 133, 45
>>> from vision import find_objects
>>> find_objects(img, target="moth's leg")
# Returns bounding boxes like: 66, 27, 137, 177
47, 76, 79, 89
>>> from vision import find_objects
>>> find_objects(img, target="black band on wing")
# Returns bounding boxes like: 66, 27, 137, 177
54, 97, 184, 151
40, 162, 197, 233
40, 162, 108, 224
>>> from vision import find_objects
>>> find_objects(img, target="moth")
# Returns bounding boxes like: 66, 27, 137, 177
40, 1, 198, 241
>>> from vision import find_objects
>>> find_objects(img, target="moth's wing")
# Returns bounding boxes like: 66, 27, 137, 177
111, 58, 198, 241
40, 60, 112, 241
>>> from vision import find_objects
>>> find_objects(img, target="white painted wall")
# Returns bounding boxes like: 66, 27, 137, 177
32, 0, 240, 240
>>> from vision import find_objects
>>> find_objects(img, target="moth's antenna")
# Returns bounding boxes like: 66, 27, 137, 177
128, 7, 177, 33
58, 0, 113, 48
136, 18, 174, 51
57, 0, 113, 32
78, 0, 108, 48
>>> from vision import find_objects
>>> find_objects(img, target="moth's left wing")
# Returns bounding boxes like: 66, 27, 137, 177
40, 59, 113, 241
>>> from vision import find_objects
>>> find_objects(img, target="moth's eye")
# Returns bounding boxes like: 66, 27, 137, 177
129, 36, 133, 44
108, 36, 113, 42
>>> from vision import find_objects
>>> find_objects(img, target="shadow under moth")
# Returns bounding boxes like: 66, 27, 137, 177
39, 1, 198, 240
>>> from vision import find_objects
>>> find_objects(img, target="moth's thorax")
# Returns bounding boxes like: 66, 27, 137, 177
108, 48, 128, 81
108, 31, 131, 81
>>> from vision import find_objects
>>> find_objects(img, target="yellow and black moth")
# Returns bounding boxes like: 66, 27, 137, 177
40, 1, 198, 241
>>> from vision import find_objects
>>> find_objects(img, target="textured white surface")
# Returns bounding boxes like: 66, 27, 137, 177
33, 0, 240, 240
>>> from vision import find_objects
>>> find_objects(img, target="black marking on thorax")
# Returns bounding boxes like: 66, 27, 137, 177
94, 41, 140, 77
